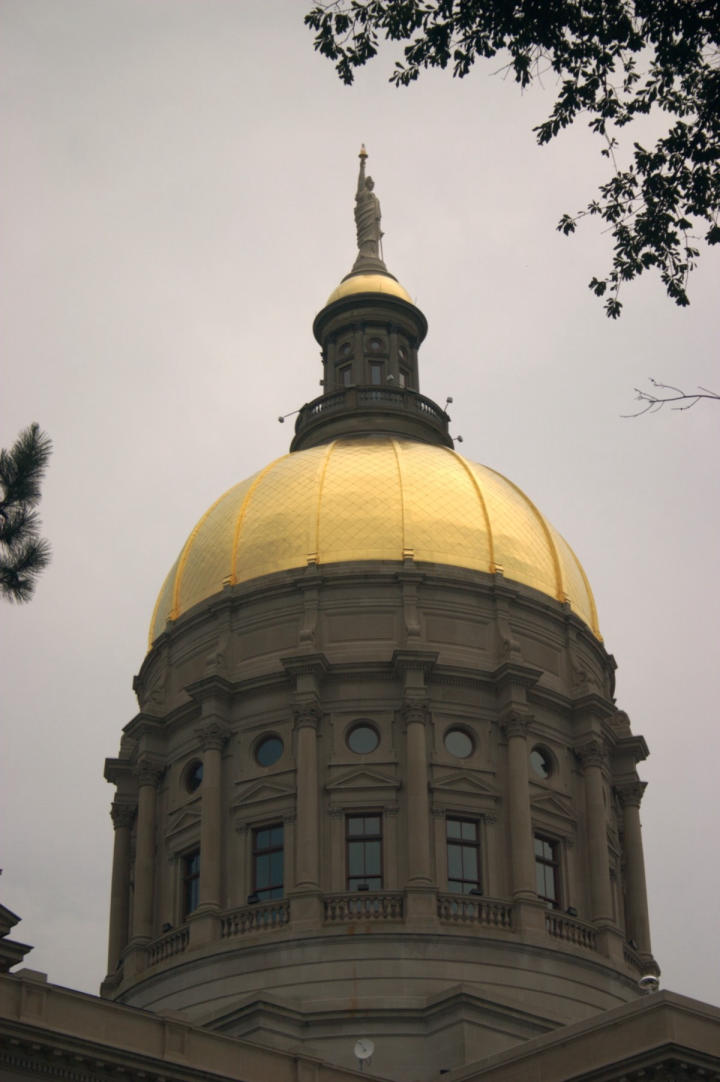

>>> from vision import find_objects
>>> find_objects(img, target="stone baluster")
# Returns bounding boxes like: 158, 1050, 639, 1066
131, 759, 163, 941
501, 713, 535, 899
617, 780, 652, 955
576, 740, 614, 923
294, 703, 321, 890
107, 801, 135, 972
197, 721, 230, 910
403, 701, 432, 885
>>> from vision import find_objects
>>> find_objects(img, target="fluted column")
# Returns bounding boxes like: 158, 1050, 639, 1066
501, 713, 535, 898
617, 780, 652, 954
576, 740, 614, 923
131, 759, 162, 941
403, 701, 432, 885
294, 703, 321, 890
107, 801, 135, 971
197, 721, 229, 910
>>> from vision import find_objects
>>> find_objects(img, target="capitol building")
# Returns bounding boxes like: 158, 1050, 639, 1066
1, 152, 718, 1082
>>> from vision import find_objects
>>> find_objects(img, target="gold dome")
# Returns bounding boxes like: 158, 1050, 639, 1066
149, 437, 599, 645
325, 273, 413, 306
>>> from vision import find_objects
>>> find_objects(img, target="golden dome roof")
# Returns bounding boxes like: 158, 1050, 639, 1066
326, 273, 413, 306
149, 437, 599, 646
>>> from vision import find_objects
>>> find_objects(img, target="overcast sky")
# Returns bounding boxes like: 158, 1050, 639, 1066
1, 0, 719, 1007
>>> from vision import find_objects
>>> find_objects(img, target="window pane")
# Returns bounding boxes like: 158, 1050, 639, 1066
365, 842, 381, 876
461, 821, 477, 841
364, 816, 380, 835
270, 825, 283, 847
348, 842, 364, 875
270, 851, 283, 884
463, 848, 478, 880
448, 844, 463, 879
347, 817, 364, 836
256, 854, 269, 887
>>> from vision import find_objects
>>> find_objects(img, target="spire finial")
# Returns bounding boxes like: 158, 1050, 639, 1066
352, 145, 386, 274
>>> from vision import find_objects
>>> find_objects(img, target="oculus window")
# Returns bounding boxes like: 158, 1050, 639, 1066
347, 723, 379, 755
346, 815, 382, 891
444, 728, 474, 759
184, 759, 203, 793
253, 824, 284, 900
255, 735, 283, 768
530, 746, 553, 779
446, 818, 481, 894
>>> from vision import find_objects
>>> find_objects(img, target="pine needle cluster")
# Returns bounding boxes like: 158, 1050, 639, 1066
0, 423, 52, 603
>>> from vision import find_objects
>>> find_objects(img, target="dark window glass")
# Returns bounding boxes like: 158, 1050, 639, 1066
339, 364, 352, 387
253, 823, 284, 899
339, 341, 352, 359
530, 747, 553, 779
444, 728, 474, 759
182, 850, 200, 918
446, 818, 480, 894
185, 760, 203, 793
369, 362, 383, 385
347, 723, 379, 754
534, 834, 560, 908
346, 815, 383, 890
256, 735, 283, 767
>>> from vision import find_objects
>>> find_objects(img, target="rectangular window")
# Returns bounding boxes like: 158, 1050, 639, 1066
182, 849, 200, 919
534, 834, 560, 908
399, 368, 409, 389
346, 815, 382, 891
339, 364, 352, 387
369, 362, 383, 385
253, 824, 284, 900
446, 818, 481, 894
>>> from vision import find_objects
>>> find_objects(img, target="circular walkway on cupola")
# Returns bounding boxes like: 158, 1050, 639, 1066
149, 436, 599, 645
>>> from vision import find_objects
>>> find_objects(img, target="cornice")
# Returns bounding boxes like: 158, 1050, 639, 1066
392, 649, 438, 677
281, 652, 330, 679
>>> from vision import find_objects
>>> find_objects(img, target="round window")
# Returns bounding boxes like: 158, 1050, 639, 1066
444, 728, 474, 759
347, 723, 380, 755
368, 337, 383, 354
339, 341, 352, 359
255, 735, 283, 767
185, 759, 203, 793
530, 746, 553, 779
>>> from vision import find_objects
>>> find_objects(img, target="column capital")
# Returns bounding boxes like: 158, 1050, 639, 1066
197, 720, 231, 752
574, 738, 608, 770
616, 780, 647, 808
499, 709, 532, 741
134, 757, 164, 788
110, 801, 136, 830
401, 699, 430, 727
294, 701, 322, 730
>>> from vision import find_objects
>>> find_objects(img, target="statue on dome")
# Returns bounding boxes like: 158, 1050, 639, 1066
354, 145, 383, 261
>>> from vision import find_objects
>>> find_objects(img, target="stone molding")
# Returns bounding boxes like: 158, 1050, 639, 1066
392, 649, 438, 678
110, 801, 136, 830
616, 780, 647, 808
197, 719, 231, 751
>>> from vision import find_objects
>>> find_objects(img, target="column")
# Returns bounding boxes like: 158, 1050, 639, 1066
501, 713, 535, 898
618, 780, 652, 955
106, 801, 135, 972
404, 701, 432, 885
294, 703, 321, 890
197, 721, 229, 910
576, 740, 614, 922
131, 759, 162, 941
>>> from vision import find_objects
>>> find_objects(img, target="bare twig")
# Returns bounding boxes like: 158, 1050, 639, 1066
622, 378, 720, 417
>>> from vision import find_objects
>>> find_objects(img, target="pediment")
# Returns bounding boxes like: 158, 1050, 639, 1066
232, 779, 296, 808
530, 790, 575, 820
430, 771, 500, 801
165, 807, 201, 841
325, 768, 401, 793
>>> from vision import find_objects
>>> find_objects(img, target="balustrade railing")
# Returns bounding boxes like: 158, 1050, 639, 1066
437, 895, 513, 929
147, 926, 189, 966
294, 387, 448, 433
324, 891, 404, 922
545, 911, 597, 950
221, 899, 290, 938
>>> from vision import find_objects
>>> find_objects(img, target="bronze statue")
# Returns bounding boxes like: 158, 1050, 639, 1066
354, 145, 383, 260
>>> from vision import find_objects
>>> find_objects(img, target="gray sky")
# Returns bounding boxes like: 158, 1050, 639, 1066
2, 0, 719, 1005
